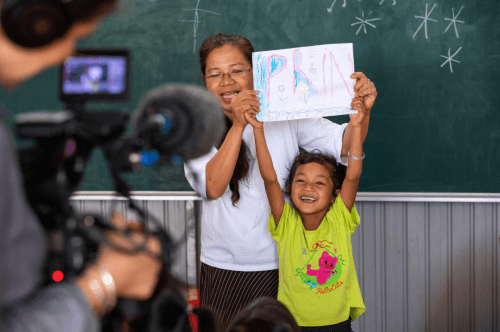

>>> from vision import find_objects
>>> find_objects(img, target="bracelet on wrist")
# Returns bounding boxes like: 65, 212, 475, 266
96, 263, 117, 311
347, 151, 365, 161
87, 275, 106, 310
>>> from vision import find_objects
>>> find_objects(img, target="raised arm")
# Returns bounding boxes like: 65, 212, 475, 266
205, 91, 260, 199
341, 72, 377, 157
339, 97, 369, 212
244, 113, 285, 226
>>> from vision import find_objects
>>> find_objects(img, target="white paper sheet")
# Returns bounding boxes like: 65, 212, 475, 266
253, 43, 357, 122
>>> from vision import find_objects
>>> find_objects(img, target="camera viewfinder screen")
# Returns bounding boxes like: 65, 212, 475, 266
61, 55, 127, 97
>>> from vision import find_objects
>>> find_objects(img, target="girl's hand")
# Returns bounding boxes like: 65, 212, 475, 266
229, 90, 261, 128
244, 110, 263, 130
349, 97, 367, 128
350, 72, 377, 111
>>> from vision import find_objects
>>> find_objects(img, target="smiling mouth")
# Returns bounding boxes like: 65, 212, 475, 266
300, 196, 317, 203
221, 92, 239, 102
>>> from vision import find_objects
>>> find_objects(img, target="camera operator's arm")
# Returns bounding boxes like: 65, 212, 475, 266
76, 213, 163, 317
0, 125, 162, 331
0, 124, 100, 331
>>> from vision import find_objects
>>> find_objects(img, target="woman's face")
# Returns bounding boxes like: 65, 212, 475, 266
204, 44, 253, 115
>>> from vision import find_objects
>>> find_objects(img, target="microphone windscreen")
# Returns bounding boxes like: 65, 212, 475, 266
131, 84, 225, 161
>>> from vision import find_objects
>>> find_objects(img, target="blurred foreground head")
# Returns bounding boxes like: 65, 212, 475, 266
226, 297, 301, 332
0, 0, 119, 89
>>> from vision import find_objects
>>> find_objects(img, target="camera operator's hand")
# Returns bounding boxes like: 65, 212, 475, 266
76, 212, 162, 317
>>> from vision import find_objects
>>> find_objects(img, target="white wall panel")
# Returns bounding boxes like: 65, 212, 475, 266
70, 192, 499, 332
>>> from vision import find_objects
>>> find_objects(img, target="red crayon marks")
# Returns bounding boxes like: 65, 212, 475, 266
348, 53, 355, 92
293, 49, 322, 96
322, 53, 327, 96
330, 52, 353, 98
267, 55, 287, 99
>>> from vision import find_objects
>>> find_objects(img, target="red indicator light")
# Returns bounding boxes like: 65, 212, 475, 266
52, 270, 64, 282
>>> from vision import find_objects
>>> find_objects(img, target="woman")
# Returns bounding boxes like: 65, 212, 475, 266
184, 33, 377, 328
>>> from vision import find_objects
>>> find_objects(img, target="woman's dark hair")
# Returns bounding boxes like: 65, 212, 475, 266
199, 33, 254, 81
199, 33, 255, 206
283, 150, 346, 198
226, 297, 301, 332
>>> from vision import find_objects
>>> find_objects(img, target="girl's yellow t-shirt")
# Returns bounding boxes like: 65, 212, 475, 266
268, 195, 365, 327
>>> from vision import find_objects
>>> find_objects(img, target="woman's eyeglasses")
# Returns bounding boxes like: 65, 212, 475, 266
205, 68, 251, 83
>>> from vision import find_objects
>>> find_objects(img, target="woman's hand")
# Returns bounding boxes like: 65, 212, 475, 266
349, 97, 367, 128
229, 90, 260, 128
243, 109, 263, 130
350, 72, 377, 111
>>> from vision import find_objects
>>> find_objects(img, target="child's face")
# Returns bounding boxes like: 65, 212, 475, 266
290, 162, 335, 215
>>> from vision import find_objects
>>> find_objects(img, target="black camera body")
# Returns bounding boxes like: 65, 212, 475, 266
16, 49, 135, 279
14, 48, 225, 331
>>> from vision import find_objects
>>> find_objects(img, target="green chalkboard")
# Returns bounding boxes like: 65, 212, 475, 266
1, 0, 499, 193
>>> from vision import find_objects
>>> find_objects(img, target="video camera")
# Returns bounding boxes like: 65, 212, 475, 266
14, 48, 224, 331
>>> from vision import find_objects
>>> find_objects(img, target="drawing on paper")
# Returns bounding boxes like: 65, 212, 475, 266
351, 10, 382, 35
413, 3, 438, 40
440, 47, 462, 73
253, 44, 357, 122
179, 0, 220, 53
443, 6, 465, 38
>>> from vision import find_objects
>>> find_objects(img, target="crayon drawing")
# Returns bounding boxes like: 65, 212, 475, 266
253, 44, 356, 122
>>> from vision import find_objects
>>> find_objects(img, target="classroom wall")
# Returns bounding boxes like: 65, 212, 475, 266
71, 192, 499, 332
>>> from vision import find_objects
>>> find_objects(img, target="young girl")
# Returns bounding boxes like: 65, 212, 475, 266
244, 96, 368, 331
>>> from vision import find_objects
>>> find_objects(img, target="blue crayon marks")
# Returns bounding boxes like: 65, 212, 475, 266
253, 53, 288, 121
270, 56, 286, 75
293, 49, 321, 104
253, 53, 269, 121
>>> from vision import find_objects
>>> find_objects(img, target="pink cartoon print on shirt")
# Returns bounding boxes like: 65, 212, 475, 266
306, 251, 338, 285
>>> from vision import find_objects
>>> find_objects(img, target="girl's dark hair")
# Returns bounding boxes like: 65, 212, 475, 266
283, 150, 346, 198
226, 297, 301, 332
199, 33, 255, 206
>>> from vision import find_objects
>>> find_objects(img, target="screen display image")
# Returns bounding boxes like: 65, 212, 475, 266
62, 56, 127, 95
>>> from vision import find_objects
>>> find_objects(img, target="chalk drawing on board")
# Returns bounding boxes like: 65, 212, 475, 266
440, 47, 462, 73
253, 44, 357, 122
327, 0, 361, 12
443, 6, 465, 38
413, 3, 438, 40
351, 11, 381, 35
327, 0, 343, 12
379, 0, 396, 5
179, 0, 220, 53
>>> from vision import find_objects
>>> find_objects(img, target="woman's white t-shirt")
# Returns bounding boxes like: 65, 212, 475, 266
184, 118, 348, 271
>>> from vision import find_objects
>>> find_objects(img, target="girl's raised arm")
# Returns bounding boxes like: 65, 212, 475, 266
244, 112, 285, 226
339, 97, 369, 212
